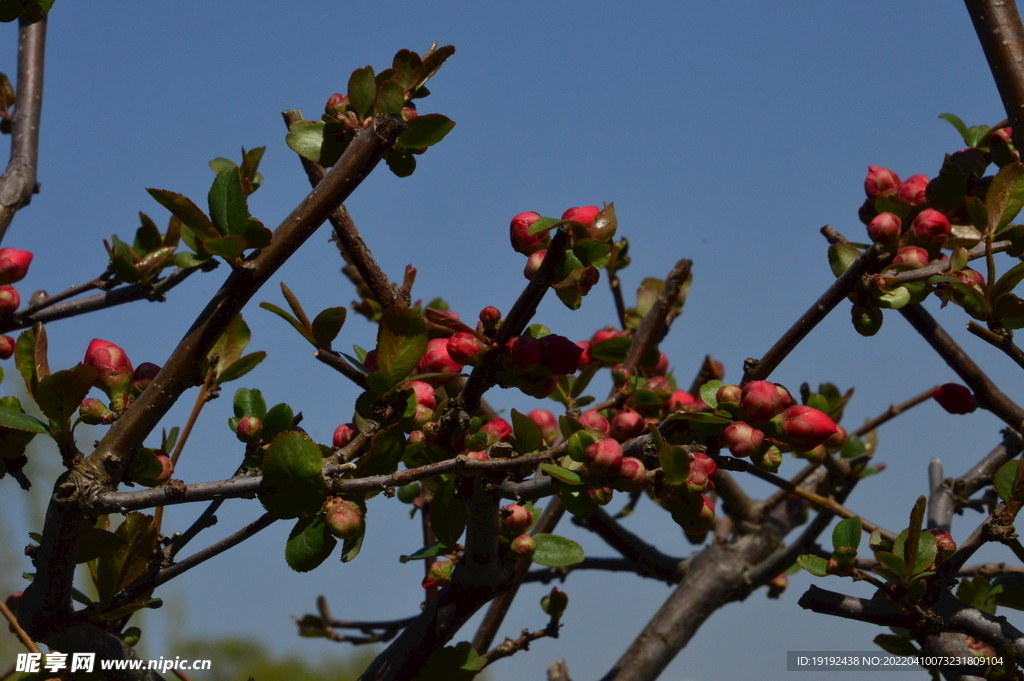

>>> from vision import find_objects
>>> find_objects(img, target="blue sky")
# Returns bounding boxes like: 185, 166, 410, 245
2, 2, 1021, 680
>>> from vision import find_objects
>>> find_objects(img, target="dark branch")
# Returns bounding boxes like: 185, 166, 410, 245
573, 507, 682, 583
620, 259, 690, 374
964, 0, 1024, 153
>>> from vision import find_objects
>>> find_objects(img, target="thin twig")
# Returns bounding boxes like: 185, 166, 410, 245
607, 269, 627, 328
883, 240, 1013, 286
314, 348, 369, 389
621, 259, 691, 374
481, 624, 559, 668
966, 321, 1024, 371
19, 276, 105, 316
0, 16, 46, 242
852, 387, 936, 438
167, 498, 223, 561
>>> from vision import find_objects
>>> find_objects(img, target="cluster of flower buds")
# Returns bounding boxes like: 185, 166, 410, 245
564, 416, 649, 505
861, 166, 953, 252
324, 498, 363, 540
0, 249, 32, 341
494, 332, 583, 398
716, 381, 841, 472
80, 340, 161, 417
500, 503, 537, 559
324, 92, 418, 134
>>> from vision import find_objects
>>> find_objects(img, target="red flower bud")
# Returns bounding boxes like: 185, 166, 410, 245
416, 338, 463, 385
446, 332, 488, 367
591, 326, 623, 345
135, 453, 173, 487
666, 390, 696, 412
406, 380, 437, 409
480, 417, 512, 445
954, 268, 985, 289
866, 212, 902, 244
931, 529, 957, 563
864, 166, 900, 198
523, 410, 556, 445
510, 211, 548, 255
523, 249, 546, 280
510, 533, 537, 558
84, 339, 134, 401
741, 380, 783, 422
584, 438, 623, 477
79, 397, 113, 425
931, 383, 976, 414
325, 500, 363, 540
774, 405, 839, 450
692, 451, 717, 481
722, 421, 764, 458
325, 93, 349, 116
615, 456, 647, 493
911, 208, 951, 245
333, 423, 357, 448
235, 416, 263, 444
479, 306, 502, 330
422, 559, 454, 589
130, 362, 160, 396
611, 409, 645, 441
686, 466, 709, 495
561, 205, 601, 228
503, 335, 542, 372
0, 248, 32, 285
893, 245, 930, 268
579, 410, 612, 439
824, 424, 848, 450
502, 503, 532, 536
540, 334, 583, 374
644, 376, 673, 400
0, 286, 18, 316
992, 127, 1013, 146
575, 340, 593, 369
898, 174, 930, 206
715, 384, 742, 411
0, 335, 12, 360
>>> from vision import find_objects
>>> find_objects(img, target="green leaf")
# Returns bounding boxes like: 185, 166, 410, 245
911, 531, 937, 575
134, 213, 162, 255
259, 431, 326, 519
965, 196, 989, 233
92, 513, 157, 605
208, 157, 237, 174
874, 634, 921, 658
260, 302, 316, 345
216, 352, 266, 385
285, 120, 327, 164
699, 380, 724, 410
573, 239, 612, 269
36, 364, 97, 433
396, 113, 456, 149
208, 168, 249, 237
348, 65, 376, 119
14, 327, 36, 397
312, 307, 346, 349
538, 463, 584, 486
360, 424, 406, 477
376, 307, 427, 390
996, 293, 1024, 329
958, 575, 999, 614
242, 218, 272, 248
832, 516, 862, 552
986, 162, 1024, 230
796, 554, 828, 577
532, 534, 584, 567
875, 550, 907, 579
399, 541, 448, 563
261, 403, 295, 443
385, 149, 417, 177
991, 573, 1024, 611
590, 336, 632, 364
233, 388, 267, 419
76, 528, 126, 564
903, 495, 927, 577
664, 411, 732, 425
429, 478, 466, 548
566, 429, 595, 462
146, 188, 218, 239
571, 362, 600, 399
527, 216, 560, 237
650, 426, 689, 485
202, 235, 247, 260
939, 113, 970, 143
557, 485, 598, 518
340, 519, 366, 563
208, 313, 252, 378
993, 261, 1024, 301
511, 408, 543, 454
374, 79, 405, 115
591, 203, 617, 242
995, 459, 1019, 502
285, 515, 337, 572
0, 407, 49, 434
875, 286, 911, 310
415, 641, 486, 681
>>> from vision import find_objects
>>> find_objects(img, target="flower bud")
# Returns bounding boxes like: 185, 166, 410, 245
561, 205, 600, 229
235, 416, 263, 444
864, 166, 901, 198
686, 466, 709, 495
898, 174, 930, 206
84, 339, 134, 402
0, 248, 32, 285
992, 127, 1013, 146
0, 286, 18, 317
893, 246, 930, 268
611, 409, 645, 440
911, 208, 951, 245
683, 494, 715, 535
722, 421, 764, 458
931, 529, 957, 563
954, 268, 985, 290
541, 587, 568, 618
446, 332, 488, 367
325, 93, 349, 116
521, 374, 559, 399
540, 334, 583, 374
931, 383, 977, 414
416, 338, 463, 385
333, 423, 357, 448
575, 340, 593, 369
325, 500, 363, 540
479, 306, 502, 330
397, 482, 422, 503
642, 351, 669, 375
422, 559, 454, 589
715, 384, 742, 411
866, 212, 902, 245
363, 350, 377, 371
502, 503, 532, 536
692, 451, 717, 480
644, 376, 673, 401
824, 424, 848, 450
510, 211, 548, 255
523, 249, 546, 280
135, 454, 173, 487
0, 335, 12, 360
591, 326, 623, 345
773, 405, 839, 450
741, 380, 783, 422
79, 397, 113, 425
407, 380, 438, 409
752, 444, 782, 473
579, 410, 611, 439
503, 336, 542, 372
584, 438, 623, 477
951, 148, 988, 178
615, 456, 647, 493
509, 533, 537, 558
586, 484, 614, 505
666, 390, 696, 412
129, 362, 160, 396
480, 417, 512, 446
528, 409, 558, 443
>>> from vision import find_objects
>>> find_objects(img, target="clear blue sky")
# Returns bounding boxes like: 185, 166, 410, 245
2, 2, 1020, 680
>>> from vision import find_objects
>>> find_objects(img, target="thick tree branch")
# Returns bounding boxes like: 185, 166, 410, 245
573, 507, 683, 583
964, 0, 1024, 152
0, 16, 46, 242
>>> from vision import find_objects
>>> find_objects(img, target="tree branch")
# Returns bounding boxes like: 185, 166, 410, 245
573, 507, 683, 583
929, 431, 1022, 532
620, 259, 690, 374
964, 0, 1024, 153
852, 387, 936, 438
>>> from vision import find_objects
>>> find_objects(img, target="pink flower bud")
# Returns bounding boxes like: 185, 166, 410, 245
235, 416, 263, 444
992, 127, 1013, 146
898, 174, 930, 206
931, 383, 976, 414
502, 503, 532, 536
84, 339, 134, 401
641, 351, 670, 376
540, 334, 583, 374
579, 410, 612, 439
666, 390, 696, 412
615, 456, 648, 493
931, 529, 957, 563
722, 421, 764, 458
864, 166, 901, 198
510, 211, 548, 255
480, 417, 512, 445
0, 286, 18, 316
824, 424, 848, 450
584, 438, 623, 477
325, 93, 349, 115
576, 340, 593, 368
866, 212, 902, 244
325, 500, 363, 540
130, 362, 160, 396
611, 409, 645, 440
503, 335, 542, 372
591, 326, 623, 345
79, 397, 113, 425
401, 107, 418, 122
586, 484, 614, 505
741, 380, 783, 422
479, 306, 502, 330
445, 332, 488, 367
523, 249, 546, 280
752, 444, 782, 473
0, 335, 12, 360
644, 376, 673, 400
911, 208, 951, 245
775, 384, 794, 409
683, 495, 715, 535
541, 587, 569, 618
686, 466, 709, 495
333, 423, 357, 448
135, 453, 173, 487
715, 384, 742, 411
406, 380, 437, 409
416, 338, 463, 385
422, 559, 454, 589
692, 451, 717, 481
774, 405, 839, 450
561, 205, 600, 229
893, 245, 930, 268
0, 248, 32, 285
954, 268, 985, 289
510, 533, 537, 558
519, 411, 553, 447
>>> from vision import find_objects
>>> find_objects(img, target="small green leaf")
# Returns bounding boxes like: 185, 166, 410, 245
376, 307, 427, 390
285, 515, 337, 572
233, 388, 267, 419
664, 411, 732, 425
796, 554, 828, 577
0, 407, 49, 434
875, 550, 907, 578
832, 516, 862, 553
526, 216, 560, 237
208, 168, 249, 237
312, 307, 347, 349
209, 157, 237, 174
539, 463, 584, 486
385, 149, 417, 177
359, 424, 406, 477
260, 302, 316, 345
573, 239, 612, 269
939, 113, 970, 142
557, 485, 598, 518
146, 188, 218, 239
650, 426, 690, 485
991, 573, 1024, 611
259, 431, 326, 520
992, 261, 1024, 301
874, 634, 922, 658
590, 336, 632, 364
986, 162, 1024, 229
429, 478, 466, 549
965, 196, 989, 233
374, 79, 405, 115
828, 243, 861, 278
202, 235, 247, 260
285, 120, 327, 164
399, 541, 448, 563
995, 459, 1019, 502
261, 403, 295, 443
216, 352, 266, 385
875, 285, 911, 310
348, 65, 376, 119
91, 513, 157, 607
340, 520, 366, 563
532, 534, 584, 567
76, 528, 126, 564
416, 641, 486, 681
699, 380, 724, 410
510, 409, 543, 454
396, 113, 456, 149
35, 364, 97, 431
566, 429, 595, 462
